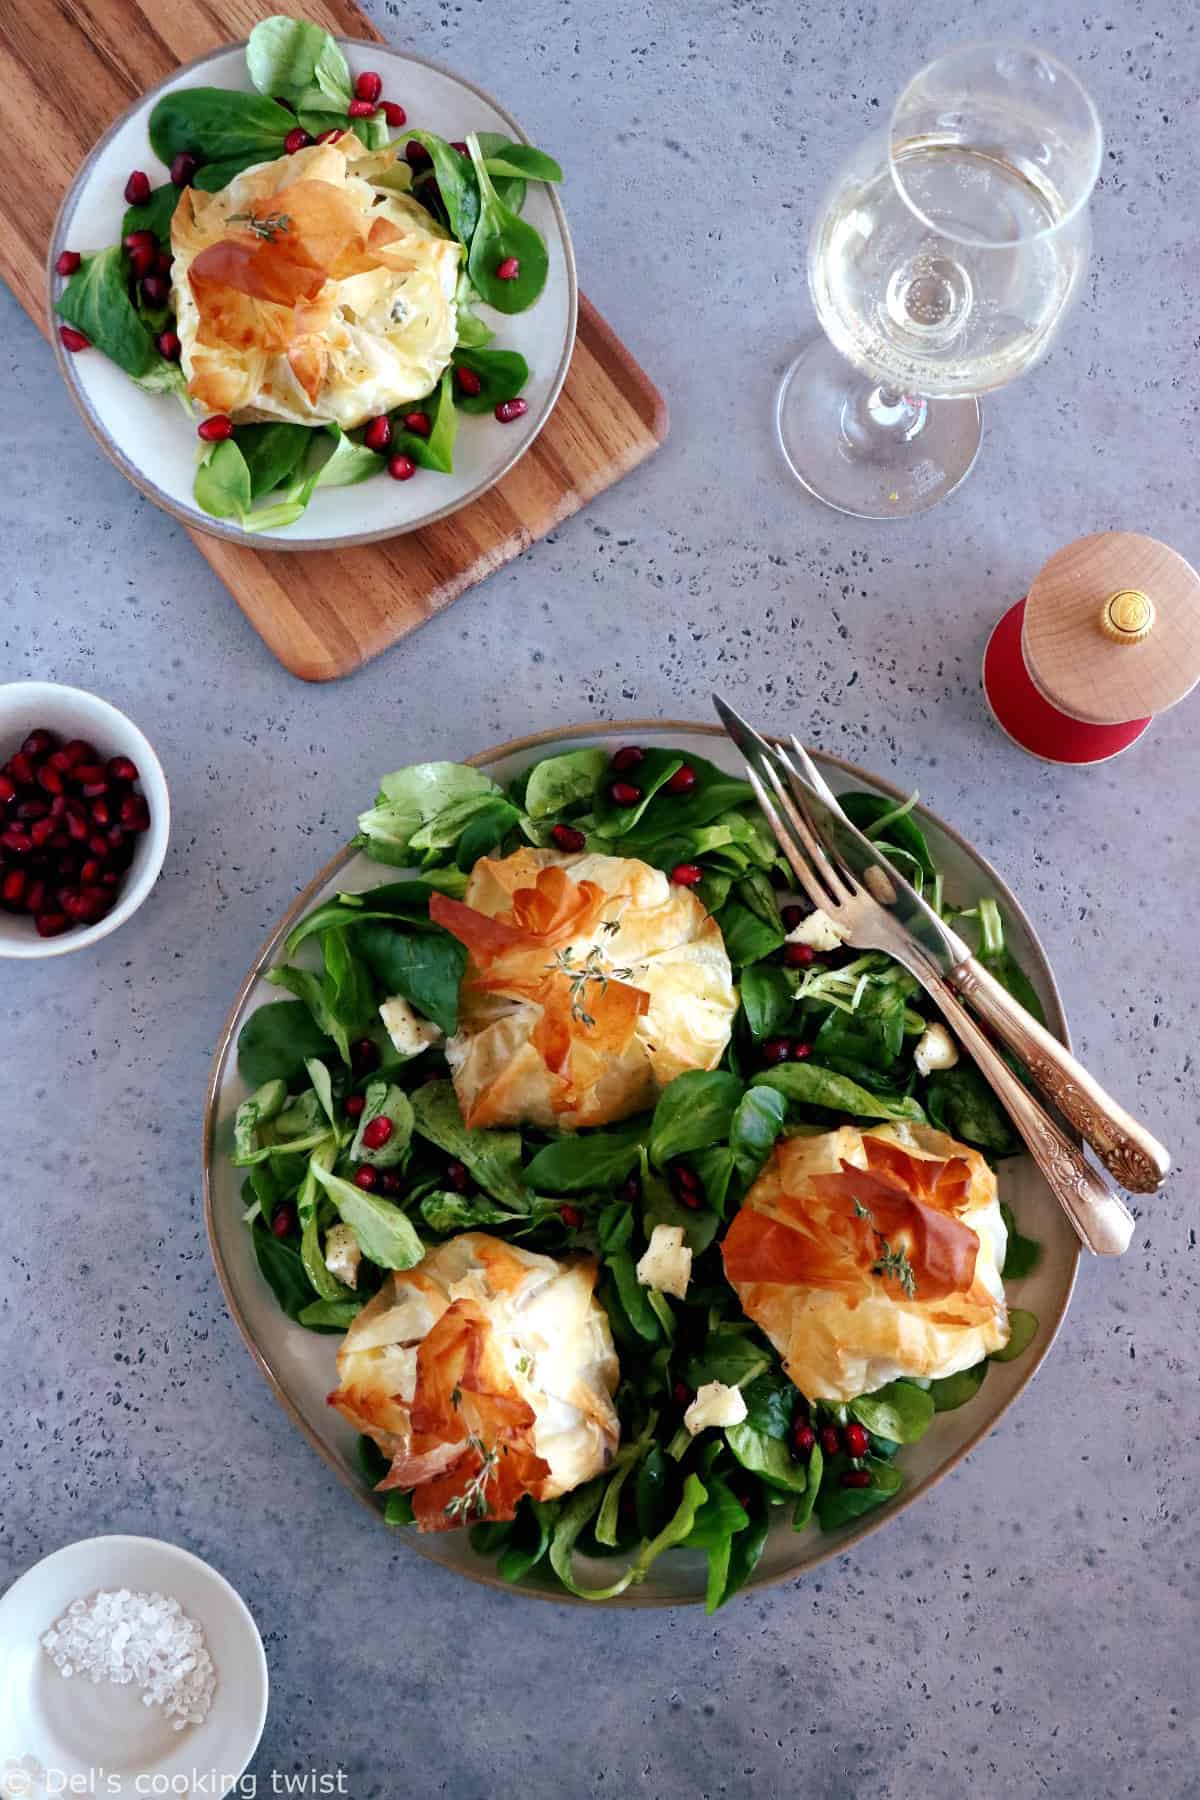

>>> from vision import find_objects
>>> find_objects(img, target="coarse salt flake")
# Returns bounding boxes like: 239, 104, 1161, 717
41, 1588, 216, 1730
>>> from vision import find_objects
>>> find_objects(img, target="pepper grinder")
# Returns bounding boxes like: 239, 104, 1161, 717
982, 531, 1200, 764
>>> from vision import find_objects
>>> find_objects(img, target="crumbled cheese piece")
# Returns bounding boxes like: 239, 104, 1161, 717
785, 907, 847, 952
684, 1380, 748, 1435
914, 1020, 959, 1076
379, 994, 443, 1058
325, 1223, 361, 1289
635, 1224, 692, 1300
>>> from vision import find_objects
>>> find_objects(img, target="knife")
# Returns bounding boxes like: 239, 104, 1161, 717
713, 694, 1170, 1195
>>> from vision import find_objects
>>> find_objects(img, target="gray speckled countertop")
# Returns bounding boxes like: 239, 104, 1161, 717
2, 0, 1197, 1794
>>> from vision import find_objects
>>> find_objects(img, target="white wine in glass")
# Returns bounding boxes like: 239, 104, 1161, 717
777, 43, 1102, 518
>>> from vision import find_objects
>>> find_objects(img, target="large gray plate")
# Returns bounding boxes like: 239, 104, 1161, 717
202, 722, 1078, 1605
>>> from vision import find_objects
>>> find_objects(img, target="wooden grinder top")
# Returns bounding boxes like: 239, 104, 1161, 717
1022, 531, 1200, 725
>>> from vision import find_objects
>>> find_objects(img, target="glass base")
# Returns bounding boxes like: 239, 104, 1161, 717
775, 337, 983, 519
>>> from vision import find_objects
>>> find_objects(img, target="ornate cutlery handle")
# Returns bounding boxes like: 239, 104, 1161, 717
910, 964, 1135, 1257
953, 959, 1170, 1194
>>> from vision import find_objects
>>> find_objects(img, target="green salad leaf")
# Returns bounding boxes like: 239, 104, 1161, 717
149, 87, 296, 175
649, 1070, 745, 1166
355, 922, 466, 1037
450, 347, 530, 414
753, 1062, 926, 1122
310, 1162, 425, 1269
848, 1380, 936, 1444
57, 248, 156, 378
237, 1000, 335, 1087
524, 1125, 643, 1194
246, 17, 352, 108
357, 762, 502, 863
410, 1080, 529, 1210
465, 133, 549, 313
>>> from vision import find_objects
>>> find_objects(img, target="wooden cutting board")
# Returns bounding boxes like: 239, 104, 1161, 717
0, 0, 667, 680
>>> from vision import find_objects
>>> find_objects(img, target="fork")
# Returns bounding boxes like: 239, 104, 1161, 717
783, 732, 1168, 1195
746, 756, 1135, 1257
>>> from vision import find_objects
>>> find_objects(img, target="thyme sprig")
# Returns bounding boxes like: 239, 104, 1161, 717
443, 1433, 499, 1523
229, 209, 292, 242
547, 943, 635, 1028
854, 1199, 918, 1298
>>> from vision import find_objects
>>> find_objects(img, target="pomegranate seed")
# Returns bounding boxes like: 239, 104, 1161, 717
496, 255, 520, 281
354, 70, 383, 103
25, 878, 46, 912
284, 127, 312, 154
119, 794, 150, 832
128, 240, 156, 279
363, 415, 391, 453
673, 1381, 691, 1407
80, 858, 102, 883
90, 797, 111, 827
198, 415, 233, 442
35, 911, 70, 937
362, 1116, 393, 1151
402, 410, 431, 438
157, 330, 181, 361
1, 829, 32, 854
784, 942, 816, 968
55, 250, 81, 278
270, 1204, 296, 1239
781, 904, 805, 932
618, 1173, 642, 1204
30, 818, 55, 847
791, 1041, 813, 1061
761, 1037, 792, 1066
609, 780, 642, 807
841, 1469, 873, 1490
672, 1165, 702, 1208
15, 800, 48, 821
154, 249, 173, 277
382, 101, 407, 128
170, 150, 199, 187
819, 1425, 841, 1458
60, 889, 89, 920
2, 870, 25, 905
387, 454, 416, 482
611, 745, 645, 773
0, 775, 14, 803
353, 1165, 377, 1191
844, 1422, 870, 1459
140, 274, 170, 307
380, 1169, 404, 1194
352, 1038, 378, 1075
446, 1159, 470, 1194
99, 871, 120, 889
454, 365, 483, 397
347, 97, 378, 119
48, 795, 66, 817
23, 729, 58, 757
665, 763, 697, 795
315, 128, 343, 145
60, 740, 95, 767
107, 756, 139, 783
559, 1203, 583, 1228
669, 862, 703, 887
59, 325, 89, 352
344, 1094, 366, 1119
405, 140, 432, 169
494, 398, 528, 423
450, 139, 469, 155
79, 886, 112, 920
124, 229, 156, 253
550, 823, 586, 853
124, 170, 151, 205
793, 1424, 817, 1458
87, 832, 109, 857
10, 751, 34, 783
71, 763, 106, 787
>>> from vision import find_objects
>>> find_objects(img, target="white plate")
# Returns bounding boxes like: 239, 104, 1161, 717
202, 722, 1080, 1606
0, 1536, 267, 1793
47, 39, 577, 550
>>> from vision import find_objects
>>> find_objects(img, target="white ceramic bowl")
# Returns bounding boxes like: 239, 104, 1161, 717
47, 39, 577, 550
0, 682, 170, 960
0, 1535, 268, 1798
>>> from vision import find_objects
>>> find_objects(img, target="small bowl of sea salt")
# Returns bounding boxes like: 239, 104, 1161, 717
0, 1537, 267, 1798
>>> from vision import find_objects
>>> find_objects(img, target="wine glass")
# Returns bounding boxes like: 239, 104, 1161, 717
776, 43, 1103, 518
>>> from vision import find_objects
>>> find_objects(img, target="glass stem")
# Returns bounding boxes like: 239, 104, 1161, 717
862, 384, 928, 441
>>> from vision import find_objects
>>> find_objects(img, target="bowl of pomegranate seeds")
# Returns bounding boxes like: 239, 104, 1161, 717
0, 682, 169, 958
